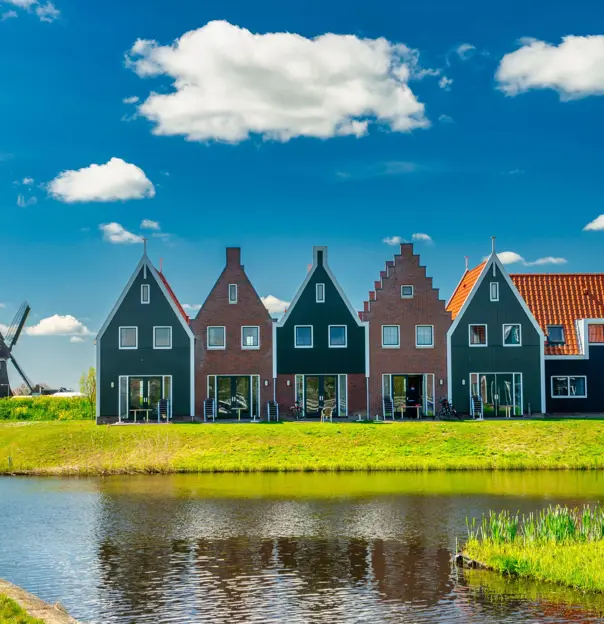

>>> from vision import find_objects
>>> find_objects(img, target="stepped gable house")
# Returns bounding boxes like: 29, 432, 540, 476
361, 243, 451, 419
511, 273, 604, 414
275, 246, 368, 417
446, 242, 545, 417
96, 248, 195, 422
190, 247, 274, 420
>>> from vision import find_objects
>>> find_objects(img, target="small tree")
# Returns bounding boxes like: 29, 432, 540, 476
79, 367, 96, 416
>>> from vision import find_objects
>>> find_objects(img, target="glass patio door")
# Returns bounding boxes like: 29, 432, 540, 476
128, 377, 162, 418
470, 373, 522, 417
304, 376, 338, 418
216, 376, 251, 419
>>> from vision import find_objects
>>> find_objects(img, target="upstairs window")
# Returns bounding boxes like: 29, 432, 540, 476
316, 283, 325, 303
547, 325, 565, 345
154, 326, 172, 349
228, 284, 238, 304
295, 325, 313, 348
490, 282, 499, 302
401, 285, 414, 299
588, 324, 604, 344
469, 324, 487, 346
382, 325, 400, 348
416, 325, 434, 348
242, 326, 260, 349
329, 325, 347, 348
208, 326, 226, 349
119, 327, 138, 350
141, 284, 150, 304
503, 324, 522, 346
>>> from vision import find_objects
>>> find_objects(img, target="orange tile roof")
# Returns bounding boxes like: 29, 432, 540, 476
511, 273, 604, 355
158, 270, 190, 323
446, 262, 486, 320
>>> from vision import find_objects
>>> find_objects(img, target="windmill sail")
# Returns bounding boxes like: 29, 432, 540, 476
5, 302, 30, 348
10, 355, 34, 393
0, 301, 33, 398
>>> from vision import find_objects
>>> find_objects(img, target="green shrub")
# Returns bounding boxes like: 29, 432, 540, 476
0, 396, 93, 421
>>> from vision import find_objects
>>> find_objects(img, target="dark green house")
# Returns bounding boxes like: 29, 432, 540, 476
275, 246, 368, 417
446, 247, 545, 417
96, 250, 195, 422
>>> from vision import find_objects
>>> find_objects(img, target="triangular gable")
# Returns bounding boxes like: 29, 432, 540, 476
277, 246, 364, 328
446, 262, 486, 319
96, 253, 194, 342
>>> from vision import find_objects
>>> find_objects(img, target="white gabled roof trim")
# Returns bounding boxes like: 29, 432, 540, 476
96, 253, 194, 342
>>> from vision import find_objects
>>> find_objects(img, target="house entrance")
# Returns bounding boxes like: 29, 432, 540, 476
382, 374, 436, 419
217, 376, 251, 419
304, 375, 337, 417
118, 375, 172, 422
470, 373, 523, 417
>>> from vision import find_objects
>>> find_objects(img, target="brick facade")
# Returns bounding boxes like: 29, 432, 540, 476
190, 248, 274, 417
361, 244, 451, 417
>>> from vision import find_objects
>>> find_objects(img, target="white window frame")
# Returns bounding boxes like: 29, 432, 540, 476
241, 325, 260, 350
469, 324, 488, 347
316, 283, 325, 303
382, 325, 400, 348
415, 324, 434, 348
551, 375, 587, 399
503, 323, 522, 347
295, 325, 313, 348
228, 284, 238, 304
401, 285, 414, 299
119, 326, 138, 350
490, 282, 499, 302
207, 326, 226, 350
153, 326, 172, 350
141, 284, 150, 304
328, 325, 347, 348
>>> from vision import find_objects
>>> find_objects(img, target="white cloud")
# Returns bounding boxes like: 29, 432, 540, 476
99, 223, 143, 245
507, 169, 525, 175
123, 96, 140, 104
49, 157, 155, 203
2, 10, 18, 20
584, 215, 604, 231
261, 295, 290, 315
456, 43, 476, 60
493, 251, 567, 266
126, 20, 429, 143
182, 303, 202, 313
26, 314, 92, 337
70, 336, 85, 343
0, 303, 5, 308
141, 219, 160, 230
439, 76, 453, 90
412, 232, 433, 243
438, 114, 454, 123
4, 0, 59, 22
35, 1, 59, 22
17, 195, 37, 208
383, 236, 406, 246
497, 36, 604, 99
4, 0, 37, 7
22, 177, 34, 185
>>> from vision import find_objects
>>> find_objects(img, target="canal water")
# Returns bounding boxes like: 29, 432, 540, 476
1, 471, 604, 623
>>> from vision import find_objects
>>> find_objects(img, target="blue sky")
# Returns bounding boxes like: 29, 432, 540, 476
1, 0, 604, 388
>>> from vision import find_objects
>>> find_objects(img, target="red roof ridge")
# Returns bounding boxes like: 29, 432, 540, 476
157, 270, 189, 323
446, 261, 486, 320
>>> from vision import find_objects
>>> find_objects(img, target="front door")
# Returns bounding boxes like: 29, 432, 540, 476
304, 376, 338, 418
216, 376, 251, 419
471, 373, 522, 417
390, 375, 424, 419
129, 377, 162, 417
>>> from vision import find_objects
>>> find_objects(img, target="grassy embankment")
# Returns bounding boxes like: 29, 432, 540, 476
0, 595, 44, 624
2, 419, 604, 475
463, 506, 604, 593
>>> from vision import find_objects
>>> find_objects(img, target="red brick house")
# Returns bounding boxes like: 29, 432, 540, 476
190, 248, 274, 419
361, 244, 451, 418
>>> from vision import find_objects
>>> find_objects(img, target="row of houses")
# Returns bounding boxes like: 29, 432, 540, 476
96, 241, 604, 422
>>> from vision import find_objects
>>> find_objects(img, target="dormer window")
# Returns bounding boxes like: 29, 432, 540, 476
141, 284, 150, 304
547, 325, 565, 345
316, 283, 325, 303
229, 284, 238, 304
490, 282, 499, 302
401, 285, 414, 299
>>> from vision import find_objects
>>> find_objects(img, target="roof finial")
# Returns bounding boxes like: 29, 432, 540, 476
143, 237, 148, 256
159, 257, 164, 274
491, 236, 496, 255
464, 256, 469, 271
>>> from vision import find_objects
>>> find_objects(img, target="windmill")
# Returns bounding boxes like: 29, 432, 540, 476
0, 302, 33, 398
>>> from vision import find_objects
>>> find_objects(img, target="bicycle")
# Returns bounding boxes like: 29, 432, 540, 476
289, 401, 306, 420
437, 397, 460, 421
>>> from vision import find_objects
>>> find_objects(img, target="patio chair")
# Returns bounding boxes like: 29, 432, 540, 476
321, 406, 333, 422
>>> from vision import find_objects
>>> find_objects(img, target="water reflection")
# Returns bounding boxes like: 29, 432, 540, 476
0, 472, 603, 623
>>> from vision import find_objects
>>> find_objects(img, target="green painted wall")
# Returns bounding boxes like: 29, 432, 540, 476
277, 261, 366, 375
449, 262, 543, 414
99, 264, 192, 417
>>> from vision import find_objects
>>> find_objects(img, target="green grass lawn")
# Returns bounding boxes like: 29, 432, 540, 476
0, 595, 45, 624
2, 419, 604, 475
464, 506, 604, 593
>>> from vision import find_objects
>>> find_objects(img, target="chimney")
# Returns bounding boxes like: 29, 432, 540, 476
465, 256, 469, 271
226, 247, 241, 267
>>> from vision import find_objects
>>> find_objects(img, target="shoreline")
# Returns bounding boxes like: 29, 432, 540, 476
0, 580, 80, 624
